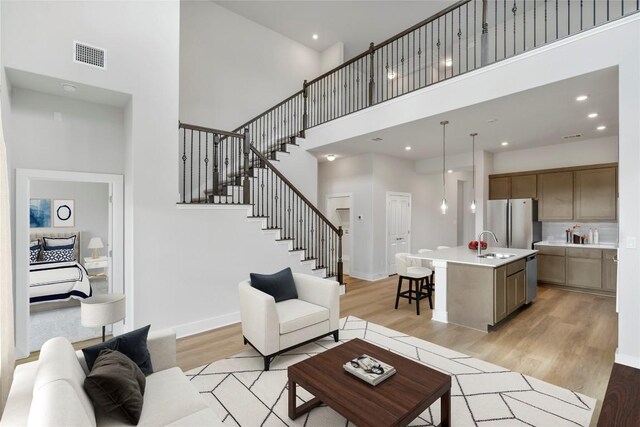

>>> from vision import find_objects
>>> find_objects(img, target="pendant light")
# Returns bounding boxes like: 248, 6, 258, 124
470, 133, 477, 214
440, 120, 449, 214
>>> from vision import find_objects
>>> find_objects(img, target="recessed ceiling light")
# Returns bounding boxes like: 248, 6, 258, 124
445, 59, 453, 67
387, 71, 397, 80
588, 113, 598, 118
576, 94, 589, 101
405, 146, 411, 151
597, 125, 606, 131
447, 169, 453, 174
62, 83, 77, 92
501, 141, 509, 146
326, 154, 336, 161
312, 34, 318, 40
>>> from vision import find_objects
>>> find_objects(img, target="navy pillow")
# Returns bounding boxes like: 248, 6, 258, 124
250, 267, 298, 303
82, 325, 153, 376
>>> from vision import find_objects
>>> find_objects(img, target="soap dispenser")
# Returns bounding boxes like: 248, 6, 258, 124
588, 229, 593, 244
594, 229, 599, 244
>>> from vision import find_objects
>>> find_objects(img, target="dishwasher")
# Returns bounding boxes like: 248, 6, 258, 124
525, 254, 537, 304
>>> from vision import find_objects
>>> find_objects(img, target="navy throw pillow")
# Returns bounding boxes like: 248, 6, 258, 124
82, 325, 153, 376
250, 267, 298, 303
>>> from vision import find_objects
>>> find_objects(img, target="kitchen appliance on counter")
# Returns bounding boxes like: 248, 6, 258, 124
488, 199, 542, 249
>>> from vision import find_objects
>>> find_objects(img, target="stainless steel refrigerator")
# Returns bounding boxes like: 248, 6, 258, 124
487, 199, 541, 249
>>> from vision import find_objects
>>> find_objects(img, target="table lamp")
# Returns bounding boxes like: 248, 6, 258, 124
87, 237, 104, 259
81, 293, 126, 342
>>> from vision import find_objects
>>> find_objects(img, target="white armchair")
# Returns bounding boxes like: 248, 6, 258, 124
239, 273, 340, 370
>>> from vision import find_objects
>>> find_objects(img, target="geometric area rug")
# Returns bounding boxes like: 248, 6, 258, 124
186, 316, 595, 426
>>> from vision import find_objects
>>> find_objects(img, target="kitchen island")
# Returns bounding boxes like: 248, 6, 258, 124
411, 246, 537, 332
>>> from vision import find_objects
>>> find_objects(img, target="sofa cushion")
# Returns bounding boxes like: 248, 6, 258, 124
32, 337, 96, 427
28, 380, 95, 427
276, 299, 329, 334
96, 367, 209, 427
84, 349, 146, 425
250, 267, 298, 303
82, 325, 153, 375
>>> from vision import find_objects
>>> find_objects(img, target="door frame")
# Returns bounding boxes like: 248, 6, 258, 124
385, 191, 412, 276
325, 192, 353, 278
15, 169, 124, 359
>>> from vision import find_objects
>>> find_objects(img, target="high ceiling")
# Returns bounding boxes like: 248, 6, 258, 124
309, 67, 619, 162
215, 1, 456, 59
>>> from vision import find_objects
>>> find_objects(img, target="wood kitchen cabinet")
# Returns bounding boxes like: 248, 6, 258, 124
537, 171, 574, 220
574, 167, 617, 221
494, 266, 507, 323
489, 177, 511, 200
538, 254, 566, 284
566, 256, 602, 289
511, 174, 537, 199
506, 263, 526, 314
602, 249, 618, 292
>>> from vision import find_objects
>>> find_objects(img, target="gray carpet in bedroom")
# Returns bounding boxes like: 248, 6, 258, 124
29, 279, 109, 352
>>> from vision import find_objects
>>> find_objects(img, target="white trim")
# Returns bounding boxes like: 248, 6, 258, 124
325, 192, 353, 276
15, 169, 125, 359
431, 259, 449, 324
385, 191, 412, 276
348, 271, 388, 282
173, 311, 241, 339
176, 203, 252, 211
615, 348, 640, 369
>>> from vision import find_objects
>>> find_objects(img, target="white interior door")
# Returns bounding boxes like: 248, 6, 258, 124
387, 193, 411, 275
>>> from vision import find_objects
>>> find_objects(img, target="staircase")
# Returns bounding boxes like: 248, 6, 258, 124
179, 123, 343, 283
177, 0, 638, 285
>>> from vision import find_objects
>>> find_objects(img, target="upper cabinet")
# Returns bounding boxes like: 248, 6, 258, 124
489, 177, 511, 200
510, 174, 537, 199
489, 164, 617, 222
537, 171, 574, 221
574, 167, 617, 221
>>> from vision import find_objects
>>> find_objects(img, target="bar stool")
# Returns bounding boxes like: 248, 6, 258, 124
418, 249, 436, 297
394, 253, 433, 315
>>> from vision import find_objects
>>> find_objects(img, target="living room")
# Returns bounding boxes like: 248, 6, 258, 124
1, 1, 639, 426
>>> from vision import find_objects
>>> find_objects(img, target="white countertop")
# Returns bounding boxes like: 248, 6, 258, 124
409, 246, 537, 268
535, 240, 618, 249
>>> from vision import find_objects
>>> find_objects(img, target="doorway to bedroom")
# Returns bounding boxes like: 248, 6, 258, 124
15, 169, 124, 358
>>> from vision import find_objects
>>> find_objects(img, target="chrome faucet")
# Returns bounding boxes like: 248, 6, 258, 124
477, 230, 499, 257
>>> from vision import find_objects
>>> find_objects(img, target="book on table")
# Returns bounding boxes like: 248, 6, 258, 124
343, 354, 396, 386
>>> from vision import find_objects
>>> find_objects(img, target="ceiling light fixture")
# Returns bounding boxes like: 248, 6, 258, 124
588, 113, 598, 118
62, 83, 77, 92
445, 59, 453, 67
597, 125, 606, 131
387, 71, 397, 80
440, 120, 449, 215
312, 34, 319, 40
501, 141, 509, 146
447, 170, 453, 174
470, 133, 478, 214
576, 94, 589, 101
326, 154, 336, 161
405, 146, 412, 151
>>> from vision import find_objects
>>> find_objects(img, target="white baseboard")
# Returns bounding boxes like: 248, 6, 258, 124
339, 284, 346, 295
349, 271, 389, 282
431, 309, 448, 324
615, 348, 640, 369
173, 311, 240, 339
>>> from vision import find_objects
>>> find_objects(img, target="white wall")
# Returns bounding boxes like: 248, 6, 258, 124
30, 180, 109, 260
305, 16, 640, 368
492, 136, 618, 174
320, 42, 344, 74
179, 1, 321, 130
273, 144, 318, 204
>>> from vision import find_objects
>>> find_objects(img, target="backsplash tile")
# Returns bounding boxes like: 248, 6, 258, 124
542, 222, 618, 244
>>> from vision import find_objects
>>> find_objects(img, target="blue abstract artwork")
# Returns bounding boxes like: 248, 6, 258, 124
30, 199, 51, 228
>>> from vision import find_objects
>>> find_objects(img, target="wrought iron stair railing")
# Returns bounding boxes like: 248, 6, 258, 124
179, 122, 343, 283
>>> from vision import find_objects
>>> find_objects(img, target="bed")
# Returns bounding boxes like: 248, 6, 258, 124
28, 232, 92, 304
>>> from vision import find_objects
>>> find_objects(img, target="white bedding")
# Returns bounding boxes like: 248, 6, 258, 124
29, 261, 92, 304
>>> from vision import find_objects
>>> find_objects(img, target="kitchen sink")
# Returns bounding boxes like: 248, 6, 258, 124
477, 252, 517, 259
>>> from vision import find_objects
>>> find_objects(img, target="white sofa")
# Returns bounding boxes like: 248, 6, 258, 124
239, 273, 340, 371
0, 329, 222, 427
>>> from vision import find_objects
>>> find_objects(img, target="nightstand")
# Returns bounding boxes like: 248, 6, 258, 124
83, 256, 108, 279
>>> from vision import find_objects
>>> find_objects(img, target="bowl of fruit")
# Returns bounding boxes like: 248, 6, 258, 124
468, 240, 488, 250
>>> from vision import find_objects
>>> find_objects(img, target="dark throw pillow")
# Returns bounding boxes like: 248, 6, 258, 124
250, 267, 298, 303
84, 348, 146, 425
82, 325, 153, 375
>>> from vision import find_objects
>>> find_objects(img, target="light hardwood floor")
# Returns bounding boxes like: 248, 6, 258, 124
176, 275, 617, 425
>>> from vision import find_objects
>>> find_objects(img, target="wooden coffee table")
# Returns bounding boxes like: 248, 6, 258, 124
288, 338, 451, 427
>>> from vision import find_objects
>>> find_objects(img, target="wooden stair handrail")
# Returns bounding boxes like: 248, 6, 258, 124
179, 122, 245, 139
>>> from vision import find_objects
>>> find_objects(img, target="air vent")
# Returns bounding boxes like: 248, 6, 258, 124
74, 41, 106, 69
370, 137, 383, 142
562, 133, 582, 140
